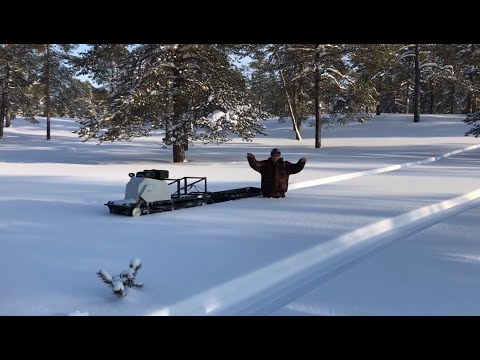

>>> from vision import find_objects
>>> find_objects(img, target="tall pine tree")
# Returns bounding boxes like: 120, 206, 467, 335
76, 44, 267, 162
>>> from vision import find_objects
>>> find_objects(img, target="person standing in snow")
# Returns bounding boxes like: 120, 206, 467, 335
247, 148, 306, 198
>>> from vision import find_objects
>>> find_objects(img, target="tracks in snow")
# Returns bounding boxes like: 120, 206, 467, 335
152, 143, 480, 316
289, 143, 480, 190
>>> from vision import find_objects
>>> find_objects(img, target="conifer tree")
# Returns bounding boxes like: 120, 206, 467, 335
392, 44, 454, 122
348, 44, 397, 115
34, 44, 93, 140
76, 44, 267, 162
282, 44, 353, 148
456, 44, 480, 114
0, 44, 41, 140
463, 111, 480, 137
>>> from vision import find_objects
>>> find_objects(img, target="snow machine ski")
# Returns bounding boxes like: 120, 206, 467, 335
105, 169, 262, 216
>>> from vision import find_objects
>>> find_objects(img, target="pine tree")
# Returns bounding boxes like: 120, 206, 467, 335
33, 44, 96, 139
463, 111, 480, 137
348, 44, 396, 115
279, 44, 353, 148
76, 44, 268, 162
248, 44, 390, 146
0, 44, 41, 140
247, 58, 283, 117
391, 44, 455, 122
453, 44, 480, 114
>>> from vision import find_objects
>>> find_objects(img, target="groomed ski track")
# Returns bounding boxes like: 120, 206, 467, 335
150, 143, 480, 315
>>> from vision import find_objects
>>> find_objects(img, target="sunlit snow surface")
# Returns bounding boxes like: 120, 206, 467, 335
2, 114, 480, 315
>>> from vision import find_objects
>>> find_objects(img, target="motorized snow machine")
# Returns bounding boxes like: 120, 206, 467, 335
105, 169, 262, 216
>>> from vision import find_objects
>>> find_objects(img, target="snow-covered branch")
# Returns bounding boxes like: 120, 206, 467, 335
394, 50, 415, 64
419, 62, 454, 74
97, 258, 143, 297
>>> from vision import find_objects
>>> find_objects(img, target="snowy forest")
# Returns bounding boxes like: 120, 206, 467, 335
1, 44, 480, 162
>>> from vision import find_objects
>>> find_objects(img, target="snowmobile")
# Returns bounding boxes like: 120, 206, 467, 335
105, 169, 262, 216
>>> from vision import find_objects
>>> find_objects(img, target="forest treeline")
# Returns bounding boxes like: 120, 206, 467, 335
1, 44, 479, 161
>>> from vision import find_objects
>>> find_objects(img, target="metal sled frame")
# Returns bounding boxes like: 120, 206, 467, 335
106, 174, 262, 216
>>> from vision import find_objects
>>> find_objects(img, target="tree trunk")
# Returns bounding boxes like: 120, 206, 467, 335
173, 144, 185, 163
291, 82, 297, 134
183, 123, 188, 151
405, 86, 410, 114
285, 84, 301, 140
314, 45, 321, 149
376, 104, 380, 115
466, 91, 472, 114
0, 102, 3, 140
413, 44, 420, 123
429, 80, 435, 114
0, 62, 10, 140
296, 76, 305, 131
169, 63, 185, 163
274, 48, 302, 141
393, 91, 396, 113
5, 108, 11, 127
472, 44, 476, 113
465, 45, 475, 114
45, 44, 51, 140
449, 83, 455, 114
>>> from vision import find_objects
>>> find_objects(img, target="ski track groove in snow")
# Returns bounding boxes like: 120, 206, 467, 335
150, 143, 480, 315
289, 143, 480, 190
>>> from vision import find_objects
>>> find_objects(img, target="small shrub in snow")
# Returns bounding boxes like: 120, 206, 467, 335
97, 258, 143, 297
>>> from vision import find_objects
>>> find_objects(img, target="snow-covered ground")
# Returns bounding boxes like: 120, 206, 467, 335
1, 113, 480, 316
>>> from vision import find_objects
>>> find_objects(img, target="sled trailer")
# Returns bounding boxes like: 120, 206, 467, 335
106, 169, 262, 216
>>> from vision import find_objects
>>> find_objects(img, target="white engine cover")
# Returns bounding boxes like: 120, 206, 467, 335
122, 177, 171, 203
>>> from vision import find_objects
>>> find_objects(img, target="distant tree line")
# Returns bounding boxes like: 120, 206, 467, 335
1, 44, 479, 161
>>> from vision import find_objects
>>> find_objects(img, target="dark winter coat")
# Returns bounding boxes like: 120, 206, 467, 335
248, 156, 305, 198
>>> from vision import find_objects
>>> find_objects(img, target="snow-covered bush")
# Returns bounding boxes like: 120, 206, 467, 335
97, 258, 143, 297
464, 112, 480, 137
